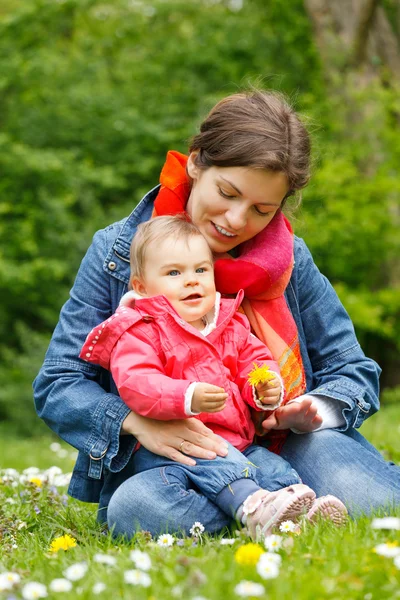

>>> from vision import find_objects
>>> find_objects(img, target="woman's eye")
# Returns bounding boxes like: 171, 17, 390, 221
218, 187, 236, 199
168, 270, 180, 276
254, 206, 273, 216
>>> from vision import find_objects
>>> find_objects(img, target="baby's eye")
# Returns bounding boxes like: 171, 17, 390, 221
196, 267, 206, 273
168, 270, 180, 276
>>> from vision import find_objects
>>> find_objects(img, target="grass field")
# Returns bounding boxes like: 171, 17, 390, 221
0, 406, 399, 599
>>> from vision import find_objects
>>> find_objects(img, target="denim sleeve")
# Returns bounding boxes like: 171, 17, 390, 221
294, 239, 381, 430
33, 228, 136, 476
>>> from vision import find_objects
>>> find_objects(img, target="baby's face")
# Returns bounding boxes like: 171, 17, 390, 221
138, 235, 216, 329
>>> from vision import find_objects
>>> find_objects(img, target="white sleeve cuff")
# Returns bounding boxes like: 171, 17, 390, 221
288, 393, 346, 433
252, 372, 285, 411
185, 382, 201, 416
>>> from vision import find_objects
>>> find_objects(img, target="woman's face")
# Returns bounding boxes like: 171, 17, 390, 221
186, 154, 289, 254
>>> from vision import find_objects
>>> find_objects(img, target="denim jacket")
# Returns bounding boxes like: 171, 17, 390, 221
33, 186, 381, 503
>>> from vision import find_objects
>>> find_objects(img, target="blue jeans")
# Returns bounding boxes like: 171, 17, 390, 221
107, 442, 300, 537
106, 429, 400, 538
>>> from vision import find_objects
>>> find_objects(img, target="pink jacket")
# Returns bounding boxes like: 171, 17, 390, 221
80, 290, 281, 451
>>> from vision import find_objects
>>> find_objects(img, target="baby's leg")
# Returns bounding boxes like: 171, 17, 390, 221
261, 398, 322, 433
132, 443, 261, 517
245, 444, 347, 529
132, 443, 317, 540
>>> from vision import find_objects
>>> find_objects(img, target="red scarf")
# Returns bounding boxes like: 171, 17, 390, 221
153, 151, 306, 453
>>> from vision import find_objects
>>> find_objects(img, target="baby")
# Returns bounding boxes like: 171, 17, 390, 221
81, 215, 347, 540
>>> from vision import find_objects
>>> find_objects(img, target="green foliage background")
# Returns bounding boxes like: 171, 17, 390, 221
0, 0, 399, 433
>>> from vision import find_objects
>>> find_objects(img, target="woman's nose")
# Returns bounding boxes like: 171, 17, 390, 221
225, 205, 247, 230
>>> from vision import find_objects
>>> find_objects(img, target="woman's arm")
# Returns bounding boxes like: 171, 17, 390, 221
34, 227, 227, 474
33, 228, 136, 474
286, 238, 381, 431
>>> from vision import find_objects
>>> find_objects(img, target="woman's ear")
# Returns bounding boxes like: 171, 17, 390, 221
130, 277, 147, 297
187, 151, 200, 180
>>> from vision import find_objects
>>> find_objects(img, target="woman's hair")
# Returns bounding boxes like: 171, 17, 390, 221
130, 214, 212, 280
190, 90, 311, 202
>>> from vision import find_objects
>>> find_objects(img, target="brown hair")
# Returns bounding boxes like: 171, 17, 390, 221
130, 214, 212, 280
189, 90, 311, 203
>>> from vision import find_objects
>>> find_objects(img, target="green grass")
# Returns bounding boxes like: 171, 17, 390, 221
0, 408, 399, 600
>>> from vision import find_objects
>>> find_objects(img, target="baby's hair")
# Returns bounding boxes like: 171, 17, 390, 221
190, 89, 311, 203
130, 214, 212, 280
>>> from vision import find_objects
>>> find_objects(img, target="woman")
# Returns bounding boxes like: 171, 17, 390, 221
33, 90, 400, 538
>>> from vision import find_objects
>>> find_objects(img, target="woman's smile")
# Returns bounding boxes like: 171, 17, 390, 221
186, 157, 289, 253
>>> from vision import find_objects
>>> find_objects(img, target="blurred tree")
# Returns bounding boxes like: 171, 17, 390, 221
0, 0, 398, 431
300, 0, 400, 385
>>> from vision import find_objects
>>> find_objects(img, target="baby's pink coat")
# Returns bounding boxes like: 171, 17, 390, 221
80, 291, 280, 451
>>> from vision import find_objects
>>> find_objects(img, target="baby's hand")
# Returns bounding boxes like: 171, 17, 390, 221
192, 383, 228, 414
255, 377, 281, 406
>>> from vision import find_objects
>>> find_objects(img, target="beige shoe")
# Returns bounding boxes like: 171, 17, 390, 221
305, 495, 348, 526
243, 484, 316, 541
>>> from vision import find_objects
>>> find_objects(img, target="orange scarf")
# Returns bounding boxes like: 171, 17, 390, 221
153, 151, 306, 453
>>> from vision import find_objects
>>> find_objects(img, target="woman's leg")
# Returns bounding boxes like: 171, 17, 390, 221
280, 428, 400, 516
107, 464, 232, 538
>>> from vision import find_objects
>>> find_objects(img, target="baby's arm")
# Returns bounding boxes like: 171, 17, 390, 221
109, 327, 196, 420
233, 316, 284, 411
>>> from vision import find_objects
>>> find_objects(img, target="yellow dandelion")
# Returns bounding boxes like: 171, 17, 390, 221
234, 543, 264, 566
247, 363, 275, 387
49, 534, 77, 553
28, 477, 44, 487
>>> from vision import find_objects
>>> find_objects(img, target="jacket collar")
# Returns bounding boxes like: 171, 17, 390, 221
112, 185, 160, 261
119, 289, 244, 333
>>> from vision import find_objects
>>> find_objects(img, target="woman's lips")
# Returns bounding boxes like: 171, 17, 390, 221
211, 222, 237, 241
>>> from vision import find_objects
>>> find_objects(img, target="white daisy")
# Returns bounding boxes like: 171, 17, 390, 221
92, 582, 107, 594
0, 572, 21, 591
93, 553, 117, 566
371, 517, 400, 531
63, 562, 88, 581
53, 473, 72, 487
157, 533, 175, 547
279, 519, 297, 533
50, 442, 62, 452
258, 551, 282, 566
22, 467, 40, 476
220, 538, 236, 545
256, 559, 280, 580
234, 580, 265, 597
3, 468, 19, 479
49, 579, 73, 592
124, 569, 151, 587
264, 534, 283, 552
374, 543, 400, 557
130, 549, 152, 571
43, 466, 63, 484
189, 521, 205, 536
22, 582, 48, 600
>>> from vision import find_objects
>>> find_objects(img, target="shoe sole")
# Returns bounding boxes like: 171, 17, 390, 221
257, 488, 316, 539
306, 495, 348, 526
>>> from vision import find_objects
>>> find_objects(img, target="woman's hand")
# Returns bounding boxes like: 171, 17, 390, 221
261, 398, 323, 433
122, 412, 229, 466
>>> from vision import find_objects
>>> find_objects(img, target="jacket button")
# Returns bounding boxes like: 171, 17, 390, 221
108, 261, 117, 271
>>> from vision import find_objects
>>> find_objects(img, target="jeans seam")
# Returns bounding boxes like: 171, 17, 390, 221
160, 467, 190, 496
